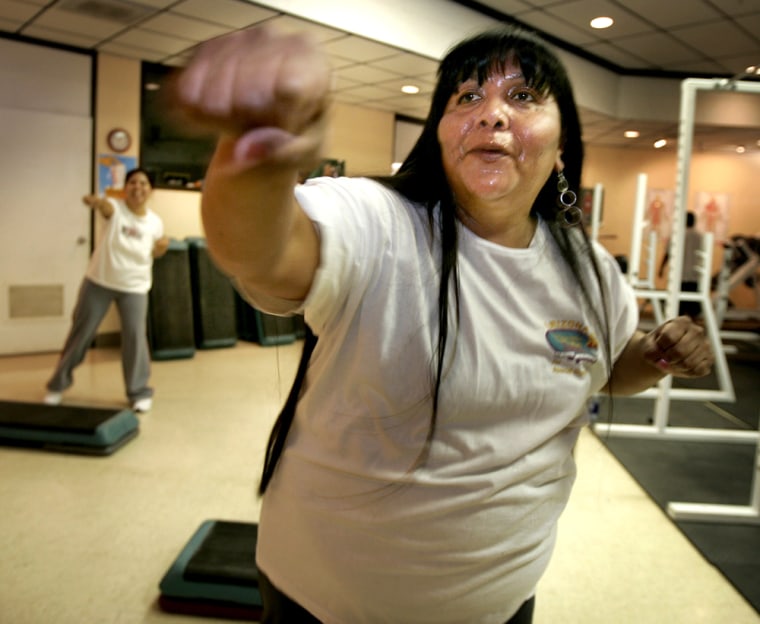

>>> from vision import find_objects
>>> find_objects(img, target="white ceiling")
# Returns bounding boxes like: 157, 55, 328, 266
2, 0, 760, 152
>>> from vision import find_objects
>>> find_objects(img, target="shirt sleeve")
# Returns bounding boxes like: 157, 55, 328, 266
242, 177, 407, 334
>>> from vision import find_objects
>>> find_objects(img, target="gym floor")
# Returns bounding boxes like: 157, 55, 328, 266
0, 342, 758, 624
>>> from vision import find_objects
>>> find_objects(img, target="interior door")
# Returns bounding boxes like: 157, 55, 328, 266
0, 108, 92, 355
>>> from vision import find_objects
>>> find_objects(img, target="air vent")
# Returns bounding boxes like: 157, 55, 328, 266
56, 0, 154, 24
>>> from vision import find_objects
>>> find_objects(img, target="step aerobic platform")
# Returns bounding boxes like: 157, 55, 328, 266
0, 400, 139, 455
158, 519, 263, 620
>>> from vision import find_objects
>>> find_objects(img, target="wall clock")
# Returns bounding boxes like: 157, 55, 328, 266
106, 128, 131, 153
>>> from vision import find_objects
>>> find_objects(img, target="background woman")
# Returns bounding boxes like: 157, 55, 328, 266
45, 167, 169, 412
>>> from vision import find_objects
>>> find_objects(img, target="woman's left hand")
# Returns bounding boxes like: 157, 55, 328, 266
642, 316, 714, 378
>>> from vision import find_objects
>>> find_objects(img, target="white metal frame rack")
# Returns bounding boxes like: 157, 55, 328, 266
593, 77, 760, 445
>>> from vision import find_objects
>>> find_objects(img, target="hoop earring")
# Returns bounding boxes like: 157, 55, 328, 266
556, 170, 582, 228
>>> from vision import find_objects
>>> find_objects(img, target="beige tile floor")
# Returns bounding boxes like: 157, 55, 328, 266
0, 343, 757, 624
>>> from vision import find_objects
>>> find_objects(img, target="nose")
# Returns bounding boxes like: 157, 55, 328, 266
479, 97, 510, 129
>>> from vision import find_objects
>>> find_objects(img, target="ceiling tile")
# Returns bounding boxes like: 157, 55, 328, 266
545, 0, 651, 39
322, 34, 404, 62
466, 0, 534, 14
706, 0, 760, 18
334, 63, 402, 84
21, 24, 102, 47
661, 57, 736, 76
583, 40, 649, 69
112, 28, 194, 54
30, 7, 125, 38
127, 0, 173, 7
0, 0, 40, 22
336, 83, 399, 100
96, 41, 168, 61
370, 52, 439, 79
717, 51, 760, 77
331, 75, 362, 90
140, 12, 232, 42
620, 0, 722, 29
671, 20, 759, 57
614, 31, 702, 67
171, 0, 277, 29
515, 9, 593, 45
0, 18, 21, 32
375, 76, 435, 95
264, 14, 346, 42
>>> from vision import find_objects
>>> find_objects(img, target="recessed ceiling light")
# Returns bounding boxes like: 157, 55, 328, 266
401, 84, 420, 94
624, 130, 640, 138
736, 145, 746, 153
653, 139, 667, 149
144, 82, 160, 91
590, 16, 614, 29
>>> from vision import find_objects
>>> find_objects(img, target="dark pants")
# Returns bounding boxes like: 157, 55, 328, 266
258, 571, 535, 623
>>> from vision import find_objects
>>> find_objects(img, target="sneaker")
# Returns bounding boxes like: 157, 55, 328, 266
44, 391, 62, 406
132, 398, 152, 413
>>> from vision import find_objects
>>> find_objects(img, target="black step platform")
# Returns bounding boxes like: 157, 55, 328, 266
158, 519, 263, 620
0, 400, 139, 455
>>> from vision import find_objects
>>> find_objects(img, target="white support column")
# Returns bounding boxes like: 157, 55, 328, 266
627, 173, 648, 287
590, 182, 603, 243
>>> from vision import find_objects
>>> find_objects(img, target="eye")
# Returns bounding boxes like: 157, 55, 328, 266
508, 86, 541, 103
456, 90, 481, 105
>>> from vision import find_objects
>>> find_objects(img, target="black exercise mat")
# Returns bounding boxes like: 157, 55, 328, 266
0, 400, 139, 455
599, 433, 760, 613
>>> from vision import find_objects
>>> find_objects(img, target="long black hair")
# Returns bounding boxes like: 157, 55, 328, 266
260, 25, 612, 494
375, 24, 611, 469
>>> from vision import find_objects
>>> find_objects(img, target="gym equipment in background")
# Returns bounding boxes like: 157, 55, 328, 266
158, 519, 263, 620
234, 291, 301, 346
148, 239, 196, 360
186, 237, 237, 350
0, 400, 138, 455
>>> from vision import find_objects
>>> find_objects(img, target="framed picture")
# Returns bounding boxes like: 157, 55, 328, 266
307, 158, 345, 179
694, 191, 730, 243
98, 153, 137, 197
645, 188, 675, 242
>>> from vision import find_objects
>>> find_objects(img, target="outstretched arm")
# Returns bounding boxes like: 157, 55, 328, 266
603, 316, 714, 395
173, 26, 330, 301
82, 194, 114, 219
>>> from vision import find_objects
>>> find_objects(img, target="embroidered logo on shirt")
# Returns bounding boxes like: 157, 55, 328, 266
545, 321, 599, 376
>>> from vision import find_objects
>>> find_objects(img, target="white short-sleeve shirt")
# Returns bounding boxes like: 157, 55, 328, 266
254, 177, 638, 624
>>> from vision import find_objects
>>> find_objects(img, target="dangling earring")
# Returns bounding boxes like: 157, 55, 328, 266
556, 170, 582, 228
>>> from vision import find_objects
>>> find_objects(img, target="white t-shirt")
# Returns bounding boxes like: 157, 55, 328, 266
86, 198, 164, 294
253, 177, 638, 624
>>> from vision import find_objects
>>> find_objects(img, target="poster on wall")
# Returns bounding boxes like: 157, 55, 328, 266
694, 191, 730, 243
645, 188, 675, 242
98, 154, 137, 197
306, 158, 345, 180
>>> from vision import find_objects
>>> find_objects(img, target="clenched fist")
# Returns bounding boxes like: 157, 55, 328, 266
173, 26, 332, 172
642, 316, 714, 378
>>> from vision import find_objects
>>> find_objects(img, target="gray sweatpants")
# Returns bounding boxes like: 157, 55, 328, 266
47, 278, 153, 403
